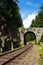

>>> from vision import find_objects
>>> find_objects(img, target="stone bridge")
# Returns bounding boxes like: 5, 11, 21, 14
20, 28, 43, 45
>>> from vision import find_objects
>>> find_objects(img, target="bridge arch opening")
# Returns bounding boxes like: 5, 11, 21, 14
24, 31, 36, 45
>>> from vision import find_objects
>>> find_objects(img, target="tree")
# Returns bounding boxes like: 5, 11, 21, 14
30, 3, 43, 27
0, 0, 23, 52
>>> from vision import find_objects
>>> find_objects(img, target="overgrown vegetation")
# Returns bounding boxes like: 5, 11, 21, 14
39, 59, 43, 65
36, 45, 43, 65
37, 34, 43, 45
36, 45, 43, 55
38, 39, 41, 45
36, 33, 43, 65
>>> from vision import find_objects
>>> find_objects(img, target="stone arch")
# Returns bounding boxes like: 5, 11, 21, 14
24, 31, 36, 45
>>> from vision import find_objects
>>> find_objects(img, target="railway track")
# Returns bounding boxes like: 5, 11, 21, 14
0, 43, 34, 65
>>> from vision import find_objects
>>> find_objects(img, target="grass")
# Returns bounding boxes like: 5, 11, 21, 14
0, 52, 2, 54
20, 42, 24, 47
36, 45, 43, 65
36, 45, 43, 56
36, 45, 42, 50
39, 59, 43, 65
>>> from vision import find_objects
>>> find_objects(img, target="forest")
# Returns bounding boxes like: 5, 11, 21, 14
0, 0, 23, 52
30, 3, 43, 27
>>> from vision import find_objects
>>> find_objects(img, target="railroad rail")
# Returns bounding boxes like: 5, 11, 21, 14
0, 43, 34, 65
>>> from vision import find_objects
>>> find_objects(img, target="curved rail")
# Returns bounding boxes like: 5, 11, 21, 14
0, 43, 34, 65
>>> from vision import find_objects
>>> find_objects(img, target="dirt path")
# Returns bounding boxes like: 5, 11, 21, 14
15, 45, 39, 65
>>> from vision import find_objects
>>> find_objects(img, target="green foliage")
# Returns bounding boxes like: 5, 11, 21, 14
0, 0, 23, 51
36, 45, 42, 50
39, 47, 43, 56
36, 45, 43, 65
30, 3, 43, 27
36, 45, 43, 56
38, 47, 43, 65
36, 45, 42, 55
37, 34, 43, 45
25, 33, 35, 42
39, 59, 43, 65
19, 26, 25, 31
38, 39, 41, 45
0, 52, 2, 54
41, 34, 43, 42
